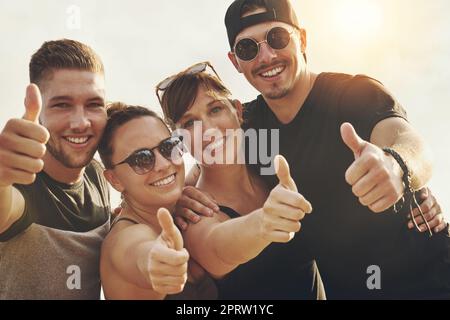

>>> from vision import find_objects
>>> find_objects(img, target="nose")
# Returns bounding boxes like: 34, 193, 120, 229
201, 117, 217, 135
152, 149, 172, 172
70, 106, 91, 132
257, 41, 277, 64
201, 119, 222, 145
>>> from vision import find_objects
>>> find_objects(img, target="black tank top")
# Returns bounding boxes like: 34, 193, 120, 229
215, 206, 325, 300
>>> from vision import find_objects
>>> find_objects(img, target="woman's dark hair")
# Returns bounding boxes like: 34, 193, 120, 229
160, 72, 231, 129
98, 102, 168, 169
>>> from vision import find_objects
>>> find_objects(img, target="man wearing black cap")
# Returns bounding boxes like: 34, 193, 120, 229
222, 0, 450, 299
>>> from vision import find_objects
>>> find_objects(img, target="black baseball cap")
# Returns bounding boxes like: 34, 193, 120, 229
225, 0, 301, 50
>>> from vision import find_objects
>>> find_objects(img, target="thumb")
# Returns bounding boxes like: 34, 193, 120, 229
340, 123, 366, 157
275, 155, 298, 192
157, 208, 183, 251
23, 84, 42, 123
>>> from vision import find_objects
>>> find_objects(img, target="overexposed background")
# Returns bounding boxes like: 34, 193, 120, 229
1, 0, 448, 216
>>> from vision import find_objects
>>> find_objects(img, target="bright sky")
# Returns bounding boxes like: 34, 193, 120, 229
1, 0, 449, 216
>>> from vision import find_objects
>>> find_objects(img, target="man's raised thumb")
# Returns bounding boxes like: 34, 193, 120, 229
23, 84, 42, 123
340, 123, 366, 157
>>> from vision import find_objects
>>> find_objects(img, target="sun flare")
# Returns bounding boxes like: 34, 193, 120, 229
334, 0, 383, 39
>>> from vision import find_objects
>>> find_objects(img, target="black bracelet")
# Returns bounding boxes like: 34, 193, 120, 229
383, 148, 410, 213
382, 147, 411, 193
383, 147, 433, 237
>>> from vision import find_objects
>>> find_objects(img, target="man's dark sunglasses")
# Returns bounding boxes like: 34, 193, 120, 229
112, 136, 184, 175
234, 26, 295, 61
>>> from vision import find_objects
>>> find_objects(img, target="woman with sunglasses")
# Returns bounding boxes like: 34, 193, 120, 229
98, 102, 217, 299
157, 62, 325, 300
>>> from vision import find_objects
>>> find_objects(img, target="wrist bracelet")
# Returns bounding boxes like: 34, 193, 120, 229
382, 147, 411, 193
382, 147, 433, 237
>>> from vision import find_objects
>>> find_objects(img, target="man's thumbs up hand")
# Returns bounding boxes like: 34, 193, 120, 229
341, 122, 367, 158
340, 122, 404, 213
0, 84, 49, 187
23, 84, 43, 123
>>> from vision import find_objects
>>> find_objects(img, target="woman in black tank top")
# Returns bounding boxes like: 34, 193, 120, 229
158, 63, 325, 300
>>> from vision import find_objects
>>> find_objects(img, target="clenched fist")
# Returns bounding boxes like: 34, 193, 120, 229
259, 155, 313, 243
0, 84, 49, 187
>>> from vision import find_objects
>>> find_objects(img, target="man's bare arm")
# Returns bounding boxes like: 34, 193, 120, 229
0, 187, 25, 234
370, 117, 433, 190
342, 119, 433, 213
0, 85, 49, 233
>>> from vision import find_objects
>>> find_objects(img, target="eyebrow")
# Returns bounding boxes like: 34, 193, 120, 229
125, 136, 171, 157
48, 95, 105, 103
49, 96, 73, 102
87, 97, 105, 103
178, 99, 227, 123
207, 99, 227, 107
178, 111, 193, 123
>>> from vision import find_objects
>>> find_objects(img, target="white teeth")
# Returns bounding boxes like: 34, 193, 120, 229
151, 174, 176, 187
65, 137, 89, 144
261, 66, 284, 78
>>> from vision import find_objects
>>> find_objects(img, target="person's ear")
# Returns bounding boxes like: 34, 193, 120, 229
299, 28, 307, 55
228, 51, 243, 73
104, 169, 125, 193
231, 99, 244, 124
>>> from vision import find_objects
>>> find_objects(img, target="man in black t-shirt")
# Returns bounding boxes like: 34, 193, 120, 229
0, 39, 110, 299
220, 0, 450, 298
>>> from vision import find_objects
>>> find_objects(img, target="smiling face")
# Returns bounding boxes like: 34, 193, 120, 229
176, 85, 243, 167
228, 11, 307, 101
106, 116, 185, 211
39, 69, 106, 168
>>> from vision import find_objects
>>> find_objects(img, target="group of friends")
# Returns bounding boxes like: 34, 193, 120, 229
0, 0, 449, 300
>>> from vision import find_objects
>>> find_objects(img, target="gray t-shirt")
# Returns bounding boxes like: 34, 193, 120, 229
0, 160, 111, 299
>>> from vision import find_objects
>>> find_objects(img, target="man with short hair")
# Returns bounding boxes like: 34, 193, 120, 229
0, 39, 110, 299
222, 0, 450, 299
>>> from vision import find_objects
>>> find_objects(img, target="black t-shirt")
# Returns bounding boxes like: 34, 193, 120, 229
0, 160, 111, 241
243, 72, 450, 299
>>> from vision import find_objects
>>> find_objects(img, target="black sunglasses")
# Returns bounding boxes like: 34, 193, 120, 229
155, 61, 222, 106
112, 136, 184, 175
234, 26, 295, 61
